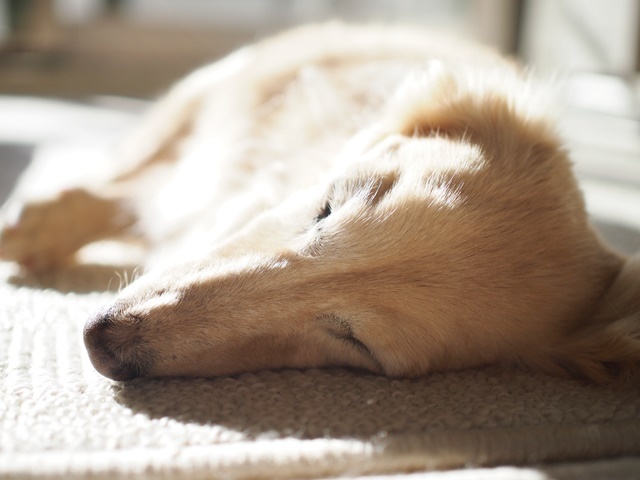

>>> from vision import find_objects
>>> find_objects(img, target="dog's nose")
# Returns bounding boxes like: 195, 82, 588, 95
83, 307, 138, 381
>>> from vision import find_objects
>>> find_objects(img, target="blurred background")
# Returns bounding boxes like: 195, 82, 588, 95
0, 0, 638, 97
0, 0, 639, 252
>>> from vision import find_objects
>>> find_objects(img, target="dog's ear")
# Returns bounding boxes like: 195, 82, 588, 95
555, 253, 640, 384
384, 61, 560, 154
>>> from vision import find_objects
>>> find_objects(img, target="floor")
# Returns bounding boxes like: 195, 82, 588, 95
0, 143, 32, 205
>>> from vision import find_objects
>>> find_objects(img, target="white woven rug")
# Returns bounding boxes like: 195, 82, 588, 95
1, 263, 640, 480
1, 97, 639, 479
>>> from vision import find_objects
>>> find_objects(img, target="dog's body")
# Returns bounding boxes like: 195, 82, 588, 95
1, 24, 639, 382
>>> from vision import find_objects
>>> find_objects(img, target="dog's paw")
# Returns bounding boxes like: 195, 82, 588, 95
0, 188, 134, 270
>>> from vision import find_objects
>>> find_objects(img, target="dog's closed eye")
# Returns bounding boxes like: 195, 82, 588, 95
315, 202, 332, 222
315, 171, 398, 224
316, 313, 383, 371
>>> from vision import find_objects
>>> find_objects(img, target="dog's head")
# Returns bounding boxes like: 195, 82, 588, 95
84, 66, 621, 380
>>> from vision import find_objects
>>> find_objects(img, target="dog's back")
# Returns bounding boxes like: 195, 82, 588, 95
121, 24, 516, 248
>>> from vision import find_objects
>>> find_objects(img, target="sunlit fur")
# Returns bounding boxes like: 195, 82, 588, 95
2, 24, 639, 382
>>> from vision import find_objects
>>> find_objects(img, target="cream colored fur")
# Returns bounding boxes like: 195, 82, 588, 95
1, 24, 638, 383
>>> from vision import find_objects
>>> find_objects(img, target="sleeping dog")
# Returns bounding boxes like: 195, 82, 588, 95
1, 24, 638, 382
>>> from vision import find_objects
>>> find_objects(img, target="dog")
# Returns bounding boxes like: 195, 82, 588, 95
1, 24, 639, 383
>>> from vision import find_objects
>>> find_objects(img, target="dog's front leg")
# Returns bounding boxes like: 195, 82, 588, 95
0, 186, 139, 270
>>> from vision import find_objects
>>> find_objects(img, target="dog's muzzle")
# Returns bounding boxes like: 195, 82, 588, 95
83, 307, 140, 381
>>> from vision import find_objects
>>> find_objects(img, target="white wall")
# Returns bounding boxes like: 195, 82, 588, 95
522, 0, 639, 74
